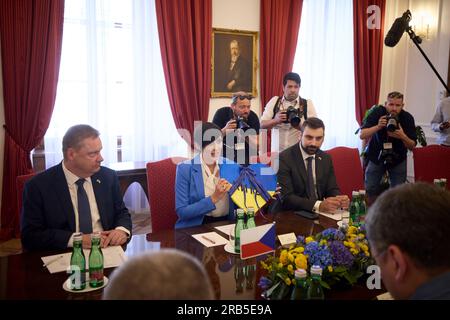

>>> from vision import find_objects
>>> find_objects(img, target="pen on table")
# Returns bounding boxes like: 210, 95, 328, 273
43, 255, 64, 267
202, 235, 216, 244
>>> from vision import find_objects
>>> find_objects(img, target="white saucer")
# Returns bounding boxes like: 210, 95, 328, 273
63, 275, 109, 293
224, 242, 239, 255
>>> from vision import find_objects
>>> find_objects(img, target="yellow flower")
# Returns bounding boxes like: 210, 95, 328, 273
280, 250, 288, 265
320, 239, 328, 246
347, 226, 357, 234
288, 253, 295, 263
291, 247, 304, 254
285, 277, 292, 286
287, 264, 294, 273
305, 236, 314, 244
358, 233, 365, 239
328, 266, 333, 273
278, 262, 283, 269
360, 244, 369, 252
294, 254, 307, 270
350, 248, 358, 255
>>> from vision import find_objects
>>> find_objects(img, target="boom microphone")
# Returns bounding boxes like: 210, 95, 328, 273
384, 10, 411, 47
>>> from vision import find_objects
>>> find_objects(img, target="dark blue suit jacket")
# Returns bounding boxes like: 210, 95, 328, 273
21, 163, 132, 251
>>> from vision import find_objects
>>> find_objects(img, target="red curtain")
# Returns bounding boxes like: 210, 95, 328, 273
0, 0, 64, 240
353, 0, 386, 125
155, 0, 211, 142
260, 0, 303, 110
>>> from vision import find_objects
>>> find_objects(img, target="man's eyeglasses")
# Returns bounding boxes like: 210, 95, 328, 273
232, 95, 253, 103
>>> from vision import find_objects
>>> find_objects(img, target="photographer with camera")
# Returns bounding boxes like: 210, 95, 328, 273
212, 91, 260, 165
261, 72, 317, 153
360, 91, 417, 202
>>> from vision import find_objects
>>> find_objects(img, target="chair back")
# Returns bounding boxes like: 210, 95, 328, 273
16, 172, 36, 237
412, 145, 450, 189
146, 157, 187, 233
326, 147, 364, 198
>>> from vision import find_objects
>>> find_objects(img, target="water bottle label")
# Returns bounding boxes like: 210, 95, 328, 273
89, 269, 104, 287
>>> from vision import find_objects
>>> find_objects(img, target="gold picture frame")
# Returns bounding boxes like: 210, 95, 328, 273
211, 28, 258, 98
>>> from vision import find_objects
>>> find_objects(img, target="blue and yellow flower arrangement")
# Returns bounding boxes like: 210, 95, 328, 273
258, 224, 373, 299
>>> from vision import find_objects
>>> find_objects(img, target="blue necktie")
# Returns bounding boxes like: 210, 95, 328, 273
76, 179, 93, 234
306, 156, 317, 201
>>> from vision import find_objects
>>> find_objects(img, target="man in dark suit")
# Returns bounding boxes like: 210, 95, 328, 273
223, 40, 251, 92
21, 124, 132, 251
277, 117, 349, 213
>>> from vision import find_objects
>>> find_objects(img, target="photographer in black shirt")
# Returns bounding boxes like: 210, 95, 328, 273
360, 91, 417, 202
212, 91, 260, 165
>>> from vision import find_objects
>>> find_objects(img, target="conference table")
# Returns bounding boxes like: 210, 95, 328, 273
0, 212, 385, 300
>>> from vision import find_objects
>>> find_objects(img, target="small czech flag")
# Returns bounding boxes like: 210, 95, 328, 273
240, 223, 276, 259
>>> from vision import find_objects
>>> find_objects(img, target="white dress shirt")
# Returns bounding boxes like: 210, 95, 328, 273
261, 96, 317, 152
299, 144, 322, 212
62, 162, 129, 247
200, 156, 229, 218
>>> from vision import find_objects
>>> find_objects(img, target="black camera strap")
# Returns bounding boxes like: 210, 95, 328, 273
272, 96, 308, 120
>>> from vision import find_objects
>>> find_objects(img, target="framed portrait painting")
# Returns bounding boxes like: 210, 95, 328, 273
211, 28, 258, 98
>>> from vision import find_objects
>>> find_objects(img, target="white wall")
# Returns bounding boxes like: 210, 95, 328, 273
380, 0, 449, 181
209, 0, 261, 121
381, 0, 449, 135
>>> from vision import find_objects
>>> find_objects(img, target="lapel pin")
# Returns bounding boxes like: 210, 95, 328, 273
96, 179, 101, 184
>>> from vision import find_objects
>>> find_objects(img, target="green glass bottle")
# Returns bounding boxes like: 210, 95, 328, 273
246, 207, 256, 228
70, 232, 86, 290
234, 258, 245, 293
89, 232, 104, 287
358, 189, 367, 221
245, 263, 256, 290
234, 209, 246, 253
307, 265, 325, 300
291, 269, 308, 300
349, 191, 360, 226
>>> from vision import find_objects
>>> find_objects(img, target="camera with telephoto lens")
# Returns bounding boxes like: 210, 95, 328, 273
386, 113, 399, 132
236, 116, 250, 130
284, 106, 303, 127
378, 142, 398, 167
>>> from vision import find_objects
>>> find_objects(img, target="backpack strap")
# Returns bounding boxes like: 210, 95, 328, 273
272, 97, 308, 120
300, 98, 308, 120
271, 96, 283, 119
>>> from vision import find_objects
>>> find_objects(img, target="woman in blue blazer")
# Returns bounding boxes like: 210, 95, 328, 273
175, 122, 235, 229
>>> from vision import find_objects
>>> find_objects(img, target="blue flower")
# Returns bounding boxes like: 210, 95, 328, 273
258, 276, 272, 290
296, 235, 305, 245
321, 228, 345, 241
328, 240, 354, 268
304, 241, 332, 269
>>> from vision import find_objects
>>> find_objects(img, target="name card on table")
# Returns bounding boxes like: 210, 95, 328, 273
277, 232, 297, 247
41, 245, 127, 274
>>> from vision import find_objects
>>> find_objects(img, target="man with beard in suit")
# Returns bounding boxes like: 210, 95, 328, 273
277, 117, 349, 213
